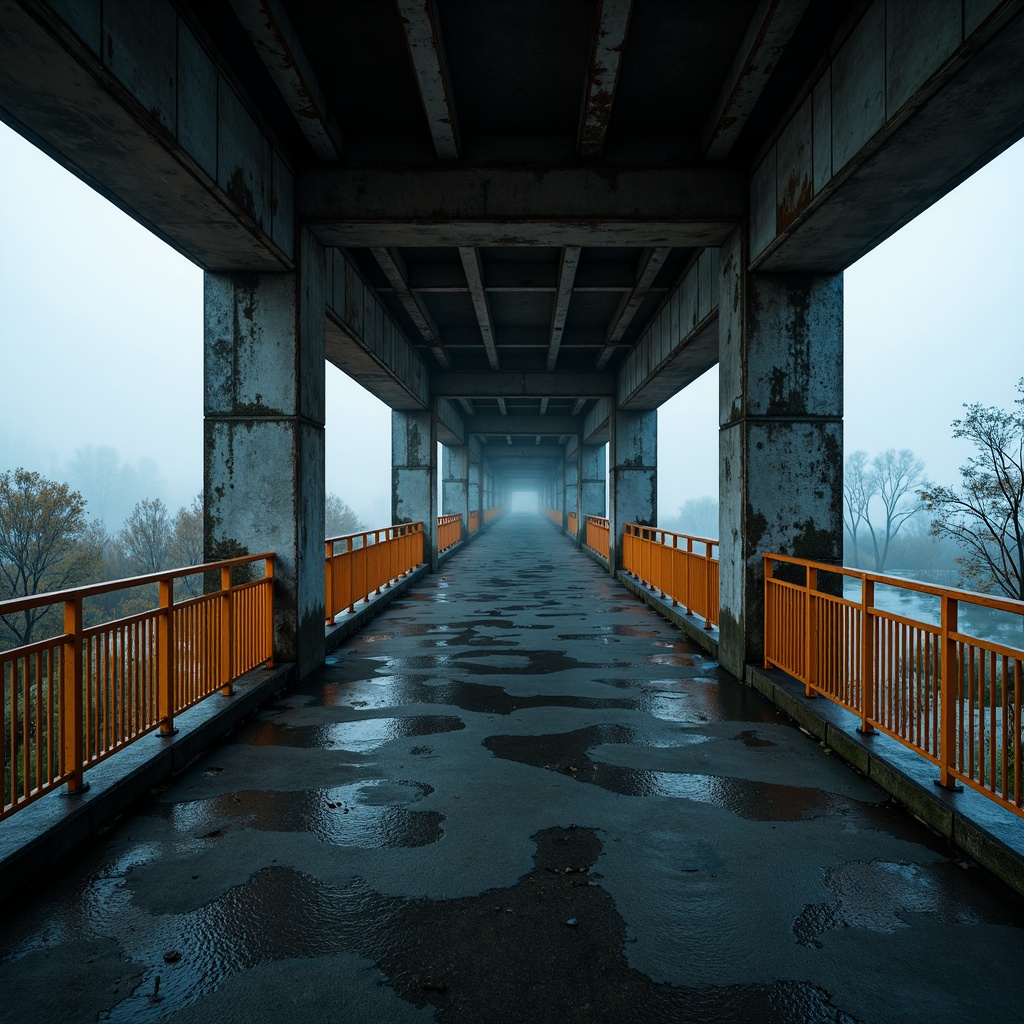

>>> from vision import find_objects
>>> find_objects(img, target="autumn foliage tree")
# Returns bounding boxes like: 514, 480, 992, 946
0, 469, 102, 645
922, 380, 1024, 600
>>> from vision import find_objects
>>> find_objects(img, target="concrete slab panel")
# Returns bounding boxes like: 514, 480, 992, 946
776, 96, 813, 232
177, 23, 217, 179
272, 149, 295, 262
103, 0, 177, 135
812, 70, 832, 195
749, 152, 776, 261
886, 0, 962, 115
218, 77, 272, 231
831, 0, 885, 173
46, 0, 101, 54
965, 0, 1006, 37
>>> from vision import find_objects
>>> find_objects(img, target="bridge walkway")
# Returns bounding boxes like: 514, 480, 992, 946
1, 513, 1023, 1023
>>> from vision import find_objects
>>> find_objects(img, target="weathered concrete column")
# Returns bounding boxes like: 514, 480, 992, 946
609, 409, 657, 573
204, 229, 326, 680
468, 457, 481, 532
581, 443, 606, 518
393, 406, 438, 569
718, 226, 843, 678
442, 444, 470, 541
564, 438, 580, 540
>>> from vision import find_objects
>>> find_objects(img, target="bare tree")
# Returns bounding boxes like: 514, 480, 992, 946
922, 380, 1024, 600
843, 451, 874, 567
326, 493, 364, 538
865, 449, 926, 572
0, 469, 101, 646
118, 498, 171, 575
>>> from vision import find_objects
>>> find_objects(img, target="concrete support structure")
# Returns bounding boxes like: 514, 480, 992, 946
392, 407, 438, 570
204, 229, 326, 680
609, 409, 657, 572
564, 438, 580, 542
581, 444, 607, 519
717, 226, 843, 678
442, 444, 470, 540
468, 457, 481, 528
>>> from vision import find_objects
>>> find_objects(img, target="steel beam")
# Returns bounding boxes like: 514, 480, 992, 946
596, 247, 671, 369
395, 0, 461, 160
578, 0, 634, 159
431, 372, 615, 399
370, 246, 451, 369
228, 0, 343, 160
298, 166, 746, 247
547, 246, 581, 370
702, 0, 811, 161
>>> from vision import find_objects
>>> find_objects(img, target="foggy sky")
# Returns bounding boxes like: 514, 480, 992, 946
1, 119, 1021, 530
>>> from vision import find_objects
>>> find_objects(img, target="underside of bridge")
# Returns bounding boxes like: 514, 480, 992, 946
2, 0, 1022, 678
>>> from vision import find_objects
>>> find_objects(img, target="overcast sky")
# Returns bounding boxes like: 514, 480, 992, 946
1, 119, 1021, 529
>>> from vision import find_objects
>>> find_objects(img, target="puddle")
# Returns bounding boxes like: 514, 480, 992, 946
240, 715, 465, 751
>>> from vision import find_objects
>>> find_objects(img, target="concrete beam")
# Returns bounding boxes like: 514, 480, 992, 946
578, 0, 634, 159
325, 248, 430, 410
547, 246, 581, 370
227, 0, 343, 160
431, 372, 616, 399
596, 247, 672, 369
297, 165, 746, 247
436, 397, 465, 446
466, 415, 583, 436
396, 0, 461, 160
370, 246, 451, 369
458, 247, 500, 369
0, 0, 293, 271
702, 0, 811, 161
583, 398, 611, 445
750, 1, 1024, 271
617, 247, 720, 409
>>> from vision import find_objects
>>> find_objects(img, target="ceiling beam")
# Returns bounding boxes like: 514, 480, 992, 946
546, 246, 581, 371
540, 398, 549, 415
702, 0, 811, 161
228, 0, 343, 160
459, 247, 500, 369
578, 0, 634, 159
595, 247, 671, 370
298, 166, 746, 247
467, 415, 583, 435
432, 372, 615, 399
370, 246, 451, 369
497, 397, 508, 415
395, 0, 461, 160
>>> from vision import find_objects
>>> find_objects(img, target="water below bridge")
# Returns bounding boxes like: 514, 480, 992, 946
2, 513, 1023, 1023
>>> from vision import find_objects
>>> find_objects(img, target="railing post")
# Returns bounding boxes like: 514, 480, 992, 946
703, 541, 714, 628
347, 536, 356, 613
325, 540, 334, 624
220, 565, 234, 696
61, 595, 87, 794
264, 556, 276, 668
686, 538, 695, 615
804, 566, 817, 697
860, 577, 875, 734
938, 593, 959, 789
157, 578, 177, 737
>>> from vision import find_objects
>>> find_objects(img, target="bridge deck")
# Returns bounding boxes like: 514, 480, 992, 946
2, 513, 1023, 1023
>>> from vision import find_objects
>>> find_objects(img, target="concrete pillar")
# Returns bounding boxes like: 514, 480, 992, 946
442, 444, 469, 540
392, 406, 438, 569
718, 226, 843, 678
581, 443, 606, 518
609, 408, 657, 573
564, 439, 580, 540
204, 228, 326, 680
468, 458, 481, 532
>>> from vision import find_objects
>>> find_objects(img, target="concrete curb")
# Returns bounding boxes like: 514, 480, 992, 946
609, 566, 1024, 898
0, 660, 294, 907
325, 563, 431, 653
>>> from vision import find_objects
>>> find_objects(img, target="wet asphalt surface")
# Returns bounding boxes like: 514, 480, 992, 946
3, 513, 1024, 1023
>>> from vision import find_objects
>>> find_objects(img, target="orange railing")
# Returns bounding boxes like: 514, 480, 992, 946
325, 522, 424, 620
623, 525, 719, 628
469, 510, 480, 534
764, 554, 1024, 817
568, 511, 578, 537
545, 507, 562, 526
584, 516, 610, 561
1, 554, 274, 820
438, 514, 463, 553
484, 507, 502, 525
